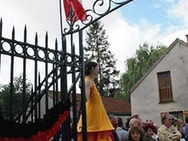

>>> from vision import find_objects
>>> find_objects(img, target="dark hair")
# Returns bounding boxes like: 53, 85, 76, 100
161, 113, 169, 124
85, 61, 98, 75
108, 115, 118, 128
128, 126, 143, 141
185, 117, 188, 124
118, 117, 124, 127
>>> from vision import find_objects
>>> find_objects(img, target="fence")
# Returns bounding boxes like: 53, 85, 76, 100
0, 0, 133, 140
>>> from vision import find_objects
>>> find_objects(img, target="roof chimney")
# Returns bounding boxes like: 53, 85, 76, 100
186, 34, 188, 43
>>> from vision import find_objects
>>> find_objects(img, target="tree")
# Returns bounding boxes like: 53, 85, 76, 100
0, 75, 32, 120
84, 20, 119, 97
115, 43, 167, 102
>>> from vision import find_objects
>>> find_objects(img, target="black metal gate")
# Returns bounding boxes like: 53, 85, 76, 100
0, 0, 133, 140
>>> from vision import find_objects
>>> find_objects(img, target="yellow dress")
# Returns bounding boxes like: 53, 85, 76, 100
77, 76, 114, 141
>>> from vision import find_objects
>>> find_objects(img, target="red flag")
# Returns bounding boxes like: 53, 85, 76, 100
63, 0, 86, 21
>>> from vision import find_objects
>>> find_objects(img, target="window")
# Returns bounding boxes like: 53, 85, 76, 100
160, 111, 183, 124
170, 111, 183, 121
157, 71, 173, 103
184, 111, 188, 122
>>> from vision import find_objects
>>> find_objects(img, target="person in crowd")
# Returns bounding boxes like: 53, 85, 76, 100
129, 117, 142, 128
183, 117, 188, 141
128, 115, 145, 140
157, 113, 182, 141
130, 117, 144, 130
144, 120, 159, 141
128, 126, 144, 141
142, 123, 157, 141
77, 61, 114, 141
116, 117, 128, 141
109, 115, 120, 141
125, 117, 132, 131
118, 117, 126, 130
125, 115, 141, 131
171, 115, 185, 138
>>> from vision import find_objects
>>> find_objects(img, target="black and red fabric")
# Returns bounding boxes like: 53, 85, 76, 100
0, 101, 70, 141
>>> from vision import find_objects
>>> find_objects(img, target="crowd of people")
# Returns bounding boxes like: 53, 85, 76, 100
108, 113, 188, 141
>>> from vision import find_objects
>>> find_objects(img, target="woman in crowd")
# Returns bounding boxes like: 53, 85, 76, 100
142, 123, 157, 141
128, 126, 144, 141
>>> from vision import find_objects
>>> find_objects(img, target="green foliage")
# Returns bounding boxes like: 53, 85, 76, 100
84, 21, 119, 97
115, 43, 167, 102
0, 75, 32, 120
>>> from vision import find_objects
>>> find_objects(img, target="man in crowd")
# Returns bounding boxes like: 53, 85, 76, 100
157, 113, 182, 141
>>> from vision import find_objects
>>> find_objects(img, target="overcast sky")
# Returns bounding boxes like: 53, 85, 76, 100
0, 0, 188, 80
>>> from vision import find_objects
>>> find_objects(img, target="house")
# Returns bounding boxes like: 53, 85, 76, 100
129, 35, 188, 126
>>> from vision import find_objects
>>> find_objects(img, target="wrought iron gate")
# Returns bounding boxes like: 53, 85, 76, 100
0, 0, 133, 140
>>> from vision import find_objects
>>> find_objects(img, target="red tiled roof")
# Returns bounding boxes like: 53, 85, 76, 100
74, 94, 131, 116
49, 91, 131, 116
101, 97, 131, 115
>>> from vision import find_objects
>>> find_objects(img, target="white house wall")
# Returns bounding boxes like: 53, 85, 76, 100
131, 41, 188, 126
40, 94, 54, 117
